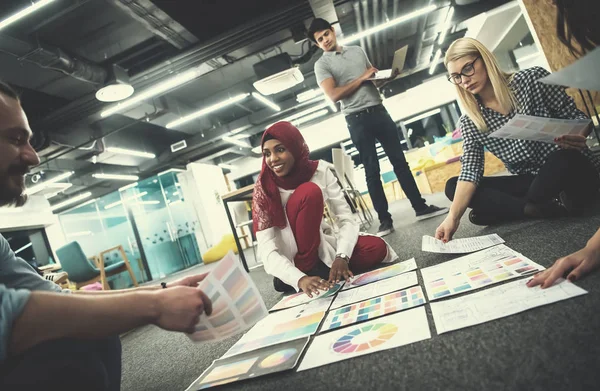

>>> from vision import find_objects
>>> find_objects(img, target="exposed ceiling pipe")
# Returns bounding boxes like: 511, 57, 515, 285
372, 0, 382, 66
392, 0, 400, 54
381, 0, 389, 65
406, 2, 432, 70
0, 34, 107, 85
360, 0, 375, 63
352, 2, 367, 52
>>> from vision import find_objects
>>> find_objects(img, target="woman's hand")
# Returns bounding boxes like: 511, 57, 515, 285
298, 276, 332, 298
527, 245, 600, 288
555, 134, 588, 150
435, 215, 460, 242
329, 258, 353, 284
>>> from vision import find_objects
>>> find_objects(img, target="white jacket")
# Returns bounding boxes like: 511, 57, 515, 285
256, 160, 396, 291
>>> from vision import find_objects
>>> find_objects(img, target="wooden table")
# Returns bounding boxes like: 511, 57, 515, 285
221, 184, 254, 272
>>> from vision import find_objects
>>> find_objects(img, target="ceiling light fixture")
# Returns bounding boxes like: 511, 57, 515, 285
93, 173, 139, 181
101, 68, 200, 117
0, 0, 56, 32
105, 191, 148, 210
438, 7, 455, 45
340, 5, 437, 45
296, 89, 322, 103
157, 168, 185, 176
137, 200, 160, 206
14, 242, 33, 255
222, 136, 251, 148
66, 231, 93, 238
51, 192, 93, 212
106, 147, 156, 159
166, 93, 250, 129
25, 171, 74, 195
96, 65, 134, 103
118, 182, 139, 192
292, 109, 329, 127
252, 92, 281, 111
429, 49, 442, 75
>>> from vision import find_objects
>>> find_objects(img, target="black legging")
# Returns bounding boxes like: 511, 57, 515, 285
445, 149, 600, 219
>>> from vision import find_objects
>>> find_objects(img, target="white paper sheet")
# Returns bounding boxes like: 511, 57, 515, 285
297, 307, 431, 372
539, 47, 600, 92
187, 251, 268, 342
488, 114, 590, 144
269, 283, 343, 312
421, 244, 545, 301
421, 234, 505, 254
431, 279, 587, 334
331, 271, 418, 310
341, 258, 417, 291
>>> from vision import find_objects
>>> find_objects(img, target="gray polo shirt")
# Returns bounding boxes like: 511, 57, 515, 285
314, 46, 382, 115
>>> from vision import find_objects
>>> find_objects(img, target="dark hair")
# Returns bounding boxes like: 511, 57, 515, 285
0, 80, 19, 101
555, 0, 600, 57
307, 18, 333, 43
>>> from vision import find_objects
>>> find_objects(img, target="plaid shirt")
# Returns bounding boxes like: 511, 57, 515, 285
458, 66, 600, 184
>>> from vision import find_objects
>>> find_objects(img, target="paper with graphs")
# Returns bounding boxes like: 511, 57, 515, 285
489, 114, 590, 144
422, 234, 505, 254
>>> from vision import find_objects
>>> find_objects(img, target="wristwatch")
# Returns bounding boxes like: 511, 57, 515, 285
336, 253, 350, 264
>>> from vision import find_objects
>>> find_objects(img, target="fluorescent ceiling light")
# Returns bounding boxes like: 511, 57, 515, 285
404, 108, 441, 125
341, 140, 353, 147
218, 163, 236, 170
158, 168, 185, 176
101, 68, 200, 117
0, 0, 56, 32
223, 136, 251, 148
168, 199, 183, 206
14, 242, 33, 255
252, 92, 281, 111
429, 49, 442, 75
253, 68, 304, 95
137, 200, 160, 206
438, 7, 455, 45
119, 182, 139, 191
93, 173, 139, 181
166, 93, 250, 129
297, 89, 322, 103
25, 171, 74, 195
106, 147, 155, 159
105, 191, 148, 210
66, 231, 93, 238
292, 109, 329, 127
350, 150, 360, 156
340, 5, 437, 45
267, 102, 329, 129
51, 192, 93, 211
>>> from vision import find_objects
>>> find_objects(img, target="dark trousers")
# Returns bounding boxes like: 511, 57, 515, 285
0, 336, 122, 391
346, 105, 426, 222
445, 149, 600, 219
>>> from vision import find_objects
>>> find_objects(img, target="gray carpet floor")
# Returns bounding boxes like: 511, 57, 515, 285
121, 192, 600, 391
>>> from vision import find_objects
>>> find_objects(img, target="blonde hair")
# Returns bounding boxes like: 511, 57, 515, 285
444, 38, 518, 131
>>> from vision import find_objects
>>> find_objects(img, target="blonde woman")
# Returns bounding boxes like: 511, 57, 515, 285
435, 37, 600, 242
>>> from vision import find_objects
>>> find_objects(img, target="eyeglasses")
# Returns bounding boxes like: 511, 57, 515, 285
447, 56, 480, 85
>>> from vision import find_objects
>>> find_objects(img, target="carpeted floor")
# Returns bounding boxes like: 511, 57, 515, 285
120, 192, 600, 391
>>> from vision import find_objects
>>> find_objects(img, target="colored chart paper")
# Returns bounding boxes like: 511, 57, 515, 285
187, 251, 268, 342
270, 283, 343, 312
331, 271, 418, 310
224, 305, 326, 358
186, 338, 309, 390
489, 114, 590, 144
431, 279, 587, 334
297, 307, 431, 372
321, 286, 426, 332
421, 245, 545, 301
341, 258, 417, 291
421, 234, 505, 254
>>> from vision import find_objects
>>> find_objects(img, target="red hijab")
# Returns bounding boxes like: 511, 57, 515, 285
252, 122, 319, 232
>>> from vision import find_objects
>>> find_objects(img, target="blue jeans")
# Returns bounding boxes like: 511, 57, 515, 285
346, 105, 426, 222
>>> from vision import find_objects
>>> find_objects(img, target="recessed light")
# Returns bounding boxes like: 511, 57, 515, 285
96, 84, 135, 103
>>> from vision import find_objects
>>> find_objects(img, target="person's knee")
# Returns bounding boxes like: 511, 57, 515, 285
296, 182, 322, 200
445, 177, 459, 201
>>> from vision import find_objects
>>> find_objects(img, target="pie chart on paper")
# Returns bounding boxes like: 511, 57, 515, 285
331, 323, 398, 354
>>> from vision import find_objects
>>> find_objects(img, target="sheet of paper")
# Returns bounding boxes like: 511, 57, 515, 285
341, 258, 417, 291
539, 47, 600, 91
331, 271, 418, 310
321, 286, 426, 332
223, 304, 326, 358
297, 307, 431, 372
187, 251, 268, 342
421, 244, 545, 301
270, 283, 343, 312
488, 114, 590, 144
421, 234, 504, 254
186, 338, 310, 390
431, 279, 587, 334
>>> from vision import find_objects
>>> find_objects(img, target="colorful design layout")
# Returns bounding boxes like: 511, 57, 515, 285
489, 114, 590, 144
224, 306, 326, 357
186, 338, 309, 391
187, 251, 268, 342
321, 286, 426, 332
341, 258, 417, 291
270, 283, 342, 312
297, 307, 431, 372
421, 245, 545, 301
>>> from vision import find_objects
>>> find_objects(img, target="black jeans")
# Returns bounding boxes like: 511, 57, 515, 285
445, 149, 600, 219
346, 105, 426, 222
0, 336, 122, 391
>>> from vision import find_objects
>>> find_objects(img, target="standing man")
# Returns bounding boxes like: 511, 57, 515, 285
309, 18, 448, 236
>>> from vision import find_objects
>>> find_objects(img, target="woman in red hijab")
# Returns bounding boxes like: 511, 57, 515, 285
253, 122, 397, 296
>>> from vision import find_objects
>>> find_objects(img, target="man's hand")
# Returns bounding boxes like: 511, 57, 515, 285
168, 273, 209, 288
298, 276, 332, 298
527, 245, 600, 289
361, 66, 378, 81
435, 215, 460, 243
153, 286, 213, 333
329, 258, 353, 284
555, 134, 588, 150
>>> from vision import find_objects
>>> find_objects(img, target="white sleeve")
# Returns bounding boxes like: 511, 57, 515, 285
325, 168, 359, 260
256, 228, 306, 292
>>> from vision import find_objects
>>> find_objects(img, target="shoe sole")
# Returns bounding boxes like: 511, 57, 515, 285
415, 207, 449, 221
377, 227, 395, 237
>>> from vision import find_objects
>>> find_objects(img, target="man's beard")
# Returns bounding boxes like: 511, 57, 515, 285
0, 164, 30, 207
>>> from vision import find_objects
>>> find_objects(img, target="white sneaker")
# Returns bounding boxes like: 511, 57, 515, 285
44, 271, 68, 285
